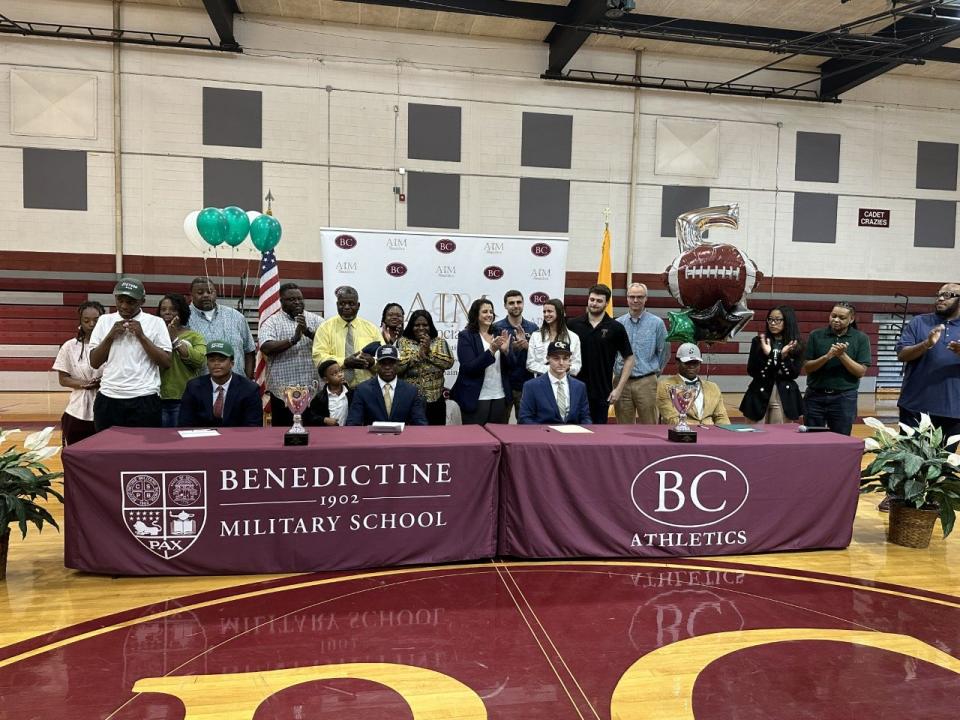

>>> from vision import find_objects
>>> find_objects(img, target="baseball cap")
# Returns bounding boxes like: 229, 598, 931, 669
676, 343, 702, 363
375, 345, 400, 362
547, 340, 572, 356
206, 340, 235, 359
113, 277, 145, 300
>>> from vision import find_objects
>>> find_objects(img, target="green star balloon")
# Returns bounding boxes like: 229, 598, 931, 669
666, 308, 696, 344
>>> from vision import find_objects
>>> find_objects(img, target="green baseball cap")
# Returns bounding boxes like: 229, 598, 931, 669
205, 340, 235, 359
113, 277, 145, 300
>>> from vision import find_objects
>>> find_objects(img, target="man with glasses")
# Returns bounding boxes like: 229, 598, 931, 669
895, 283, 960, 446
614, 282, 668, 424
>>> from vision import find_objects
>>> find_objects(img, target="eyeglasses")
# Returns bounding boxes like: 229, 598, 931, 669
767, 318, 784, 324
935, 292, 960, 300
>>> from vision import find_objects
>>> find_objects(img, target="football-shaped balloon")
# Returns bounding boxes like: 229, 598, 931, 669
665, 243, 760, 311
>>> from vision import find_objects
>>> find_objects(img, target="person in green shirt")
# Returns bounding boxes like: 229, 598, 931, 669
158, 293, 207, 427
802, 301, 871, 435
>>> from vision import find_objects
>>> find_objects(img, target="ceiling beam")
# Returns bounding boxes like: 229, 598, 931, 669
338, 0, 567, 23
818, 10, 960, 98
544, 0, 610, 76
202, 0, 241, 51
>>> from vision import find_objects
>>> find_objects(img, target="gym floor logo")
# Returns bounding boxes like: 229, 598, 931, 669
121, 471, 207, 559
630, 454, 749, 528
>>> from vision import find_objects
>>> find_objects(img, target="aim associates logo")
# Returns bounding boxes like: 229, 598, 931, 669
630, 454, 749, 529
121, 470, 207, 559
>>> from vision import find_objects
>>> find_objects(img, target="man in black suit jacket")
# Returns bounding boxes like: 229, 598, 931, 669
347, 345, 427, 426
179, 341, 263, 427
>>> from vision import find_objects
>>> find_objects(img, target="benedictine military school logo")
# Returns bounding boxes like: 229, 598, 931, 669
122, 471, 207, 559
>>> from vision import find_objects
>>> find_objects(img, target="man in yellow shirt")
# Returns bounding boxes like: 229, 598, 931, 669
311, 286, 381, 386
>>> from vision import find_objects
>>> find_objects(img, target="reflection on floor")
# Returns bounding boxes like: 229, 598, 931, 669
3, 559, 959, 719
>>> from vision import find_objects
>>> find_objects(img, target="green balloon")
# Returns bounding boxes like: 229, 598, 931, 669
196, 207, 227, 247
223, 206, 250, 248
250, 214, 282, 253
666, 308, 696, 344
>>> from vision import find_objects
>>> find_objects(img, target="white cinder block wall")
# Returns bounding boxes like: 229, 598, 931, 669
0, 0, 957, 280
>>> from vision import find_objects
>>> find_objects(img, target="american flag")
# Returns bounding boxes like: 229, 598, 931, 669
254, 249, 281, 410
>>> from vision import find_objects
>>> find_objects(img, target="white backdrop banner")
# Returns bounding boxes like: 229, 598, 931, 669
320, 228, 568, 380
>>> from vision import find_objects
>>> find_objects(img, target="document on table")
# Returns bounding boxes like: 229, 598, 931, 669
549, 425, 593, 434
178, 429, 221, 438
715, 424, 762, 432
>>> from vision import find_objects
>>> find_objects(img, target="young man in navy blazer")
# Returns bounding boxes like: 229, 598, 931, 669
518, 341, 592, 425
179, 341, 263, 427
346, 345, 427, 426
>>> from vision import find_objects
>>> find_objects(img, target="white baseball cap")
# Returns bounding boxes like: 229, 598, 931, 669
676, 343, 702, 363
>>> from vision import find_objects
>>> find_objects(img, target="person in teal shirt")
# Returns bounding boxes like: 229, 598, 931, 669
802, 301, 871, 435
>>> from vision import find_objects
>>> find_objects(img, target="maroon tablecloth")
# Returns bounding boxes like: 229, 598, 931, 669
486, 424, 863, 559
63, 426, 500, 575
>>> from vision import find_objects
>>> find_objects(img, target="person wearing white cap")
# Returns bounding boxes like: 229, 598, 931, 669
656, 343, 730, 426
89, 278, 172, 431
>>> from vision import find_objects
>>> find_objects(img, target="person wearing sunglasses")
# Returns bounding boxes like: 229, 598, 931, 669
895, 283, 960, 449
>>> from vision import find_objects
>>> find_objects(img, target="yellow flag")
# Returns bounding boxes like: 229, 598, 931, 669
598, 223, 613, 316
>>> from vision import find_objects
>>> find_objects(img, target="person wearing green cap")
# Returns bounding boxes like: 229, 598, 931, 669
178, 340, 263, 427
89, 278, 172, 431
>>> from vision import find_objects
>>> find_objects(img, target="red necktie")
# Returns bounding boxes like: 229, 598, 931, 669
213, 386, 224, 419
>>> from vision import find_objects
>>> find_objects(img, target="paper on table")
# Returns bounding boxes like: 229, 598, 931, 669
549, 425, 593, 434
178, 429, 221, 438
370, 421, 405, 433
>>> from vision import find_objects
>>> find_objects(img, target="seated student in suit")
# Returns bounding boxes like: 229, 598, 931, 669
656, 342, 730, 426
519, 341, 592, 425
304, 359, 353, 427
346, 345, 427, 426
179, 341, 263, 428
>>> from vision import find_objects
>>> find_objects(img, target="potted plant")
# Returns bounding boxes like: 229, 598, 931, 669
860, 414, 960, 548
0, 427, 64, 579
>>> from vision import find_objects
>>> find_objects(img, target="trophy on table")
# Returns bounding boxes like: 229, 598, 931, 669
667, 383, 700, 443
282, 380, 319, 446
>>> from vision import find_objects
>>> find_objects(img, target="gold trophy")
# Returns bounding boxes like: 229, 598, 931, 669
667, 384, 700, 443
282, 380, 319, 446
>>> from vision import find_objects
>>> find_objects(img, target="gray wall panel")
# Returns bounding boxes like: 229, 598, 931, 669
408, 104, 461, 162
521, 112, 573, 169
914, 199, 957, 248
519, 178, 569, 233
916, 141, 958, 191
407, 172, 460, 228
203, 158, 263, 211
202, 87, 262, 148
792, 192, 838, 243
22, 148, 87, 211
795, 131, 840, 183
660, 185, 710, 238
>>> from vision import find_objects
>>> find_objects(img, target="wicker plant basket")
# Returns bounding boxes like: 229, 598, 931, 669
888, 501, 939, 549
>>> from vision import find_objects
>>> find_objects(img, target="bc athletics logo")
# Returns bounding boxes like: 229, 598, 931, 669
483, 266, 504, 280
436, 239, 456, 253
334, 234, 357, 249
386, 262, 408, 277
122, 471, 207, 559
531, 242, 551, 257
630, 454, 749, 529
